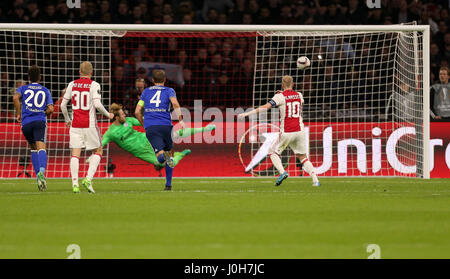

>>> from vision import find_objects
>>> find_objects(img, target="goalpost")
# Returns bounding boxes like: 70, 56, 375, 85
0, 24, 430, 179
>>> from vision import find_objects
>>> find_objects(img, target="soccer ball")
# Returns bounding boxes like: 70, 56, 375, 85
296, 56, 310, 70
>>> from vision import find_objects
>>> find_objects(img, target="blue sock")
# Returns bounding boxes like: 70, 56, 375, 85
38, 149, 47, 174
165, 163, 173, 186
157, 154, 165, 164
31, 151, 40, 176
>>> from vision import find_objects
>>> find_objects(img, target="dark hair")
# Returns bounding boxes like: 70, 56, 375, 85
440, 66, 449, 74
152, 69, 166, 83
28, 65, 40, 83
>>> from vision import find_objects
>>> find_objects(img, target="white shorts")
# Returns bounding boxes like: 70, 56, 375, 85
270, 131, 307, 155
69, 127, 102, 150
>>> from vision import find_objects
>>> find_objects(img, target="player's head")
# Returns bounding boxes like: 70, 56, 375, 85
28, 65, 41, 83
110, 103, 126, 124
80, 61, 93, 77
281, 75, 294, 90
439, 66, 449, 83
152, 69, 166, 85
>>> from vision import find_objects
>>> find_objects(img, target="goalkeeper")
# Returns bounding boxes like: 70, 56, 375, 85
101, 103, 215, 169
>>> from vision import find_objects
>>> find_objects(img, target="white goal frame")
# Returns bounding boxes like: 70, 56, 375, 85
0, 24, 431, 179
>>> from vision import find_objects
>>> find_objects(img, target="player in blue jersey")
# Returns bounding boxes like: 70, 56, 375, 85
13, 65, 54, 191
135, 69, 184, 191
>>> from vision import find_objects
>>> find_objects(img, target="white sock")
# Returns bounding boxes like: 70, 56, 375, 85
301, 158, 318, 183
70, 156, 79, 186
270, 153, 285, 174
86, 154, 101, 180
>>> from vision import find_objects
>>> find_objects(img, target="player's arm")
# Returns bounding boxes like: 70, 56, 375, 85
93, 99, 114, 119
238, 92, 283, 119
170, 96, 185, 128
238, 103, 272, 119
102, 129, 111, 147
60, 86, 72, 127
127, 117, 142, 127
44, 88, 54, 116
45, 104, 54, 116
92, 83, 114, 120
135, 100, 145, 127
12, 91, 22, 123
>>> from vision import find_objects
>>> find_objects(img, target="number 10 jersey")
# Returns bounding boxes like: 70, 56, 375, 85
270, 90, 305, 133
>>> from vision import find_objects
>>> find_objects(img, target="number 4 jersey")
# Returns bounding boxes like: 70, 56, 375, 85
139, 85, 176, 128
269, 90, 305, 133
16, 82, 53, 126
63, 77, 102, 128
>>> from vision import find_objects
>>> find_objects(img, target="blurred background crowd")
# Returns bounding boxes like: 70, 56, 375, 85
0, 0, 449, 121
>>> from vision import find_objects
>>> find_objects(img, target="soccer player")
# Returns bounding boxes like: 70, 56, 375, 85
13, 65, 54, 191
60, 62, 114, 193
135, 69, 184, 191
238, 75, 320, 187
102, 103, 216, 170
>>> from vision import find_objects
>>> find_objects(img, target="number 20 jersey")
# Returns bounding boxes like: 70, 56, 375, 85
16, 83, 53, 126
63, 77, 102, 128
269, 90, 305, 133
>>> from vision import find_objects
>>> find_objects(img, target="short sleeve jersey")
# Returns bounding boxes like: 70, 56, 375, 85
16, 83, 53, 126
139, 85, 176, 128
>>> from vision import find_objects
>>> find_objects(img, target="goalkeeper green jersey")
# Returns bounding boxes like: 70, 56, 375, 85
102, 117, 152, 157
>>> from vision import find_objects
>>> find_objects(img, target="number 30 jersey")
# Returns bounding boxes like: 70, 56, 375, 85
269, 90, 305, 133
16, 83, 53, 126
63, 77, 102, 128
139, 85, 176, 129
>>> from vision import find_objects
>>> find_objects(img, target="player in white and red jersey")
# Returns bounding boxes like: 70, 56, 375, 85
239, 75, 320, 187
60, 62, 114, 193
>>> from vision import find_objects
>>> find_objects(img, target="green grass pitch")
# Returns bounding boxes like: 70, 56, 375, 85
0, 178, 449, 259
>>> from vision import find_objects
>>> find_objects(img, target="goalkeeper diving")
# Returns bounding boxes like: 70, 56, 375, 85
98, 103, 215, 170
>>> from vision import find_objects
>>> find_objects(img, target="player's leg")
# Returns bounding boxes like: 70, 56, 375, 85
172, 149, 191, 167
297, 154, 320, 186
137, 150, 160, 166
22, 123, 39, 177
269, 134, 289, 186
291, 131, 320, 186
33, 121, 48, 190
29, 144, 39, 176
22, 122, 44, 191
35, 141, 47, 190
71, 148, 82, 193
146, 127, 167, 165
152, 149, 190, 169
81, 127, 103, 193
173, 123, 216, 139
163, 126, 176, 190
145, 126, 175, 190
69, 127, 84, 193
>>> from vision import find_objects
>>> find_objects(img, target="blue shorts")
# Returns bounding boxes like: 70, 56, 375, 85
145, 125, 173, 154
22, 120, 47, 145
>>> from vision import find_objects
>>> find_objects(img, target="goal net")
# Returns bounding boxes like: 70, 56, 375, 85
253, 28, 429, 178
0, 25, 429, 179
0, 29, 122, 178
